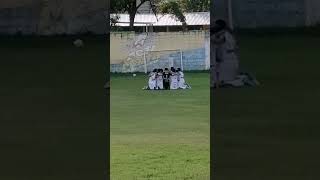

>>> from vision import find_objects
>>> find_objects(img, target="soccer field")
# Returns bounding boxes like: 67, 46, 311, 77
2, 33, 320, 179
110, 73, 210, 179
213, 33, 320, 179
0, 36, 107, 180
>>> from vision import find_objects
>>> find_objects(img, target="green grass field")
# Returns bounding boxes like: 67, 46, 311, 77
213, 34, 320, 179
2, 33, 320, 180
111, 73, 210, 179
0, 36, 107, 180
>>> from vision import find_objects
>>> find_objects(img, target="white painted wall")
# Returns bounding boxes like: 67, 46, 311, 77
0, 0, 107, 35
110, 31, 208, 64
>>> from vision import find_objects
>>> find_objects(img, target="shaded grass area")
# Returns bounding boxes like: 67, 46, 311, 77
213, 35, 320, 179
0, 36, 108, 180
111, 73, 210, 179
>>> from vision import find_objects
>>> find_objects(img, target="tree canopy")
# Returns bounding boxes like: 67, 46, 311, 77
110, 0, 210, 30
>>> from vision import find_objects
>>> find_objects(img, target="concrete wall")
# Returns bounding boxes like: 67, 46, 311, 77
213, 0, 320, 28
0, 1, 41, 35
232, 0, 305, 28
305, 0, 320, 26
111, 48, 208, 73
0, 0, 107, 35
110, 31, 210, 72
111, 31, 207, 64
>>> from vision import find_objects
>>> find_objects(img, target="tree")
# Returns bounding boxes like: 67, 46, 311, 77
111, 0, 187, 31
111, 0, 154, 30
179, 0, 210, 12
158, 1, 186, 26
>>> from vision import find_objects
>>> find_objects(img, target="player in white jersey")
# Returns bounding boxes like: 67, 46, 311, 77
170, 68, 178, 90
177, 68, 187, 89
148, 69, 157, 90
156, 69, 164, 90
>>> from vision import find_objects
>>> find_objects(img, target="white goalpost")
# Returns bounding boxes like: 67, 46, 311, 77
143, 49, 183, 74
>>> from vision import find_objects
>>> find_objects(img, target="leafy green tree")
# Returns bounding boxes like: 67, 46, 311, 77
111, 0, 187, 30
158, 1, 186, 26
111, 0, 155, 30
179, 0, 210, 12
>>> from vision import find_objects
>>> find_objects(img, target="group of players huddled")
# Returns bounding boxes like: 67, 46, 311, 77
144, 67, 190, 90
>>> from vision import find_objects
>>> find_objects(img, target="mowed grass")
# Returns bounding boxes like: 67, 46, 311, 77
213, 34, 320, 179
2, 33, 320, 180
111, 73, 210, 179
0, 36, 107, 180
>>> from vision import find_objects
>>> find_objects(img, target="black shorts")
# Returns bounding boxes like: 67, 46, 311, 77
163, 80, 170, 89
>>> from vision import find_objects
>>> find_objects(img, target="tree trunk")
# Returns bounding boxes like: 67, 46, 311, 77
129, 11, 136, 31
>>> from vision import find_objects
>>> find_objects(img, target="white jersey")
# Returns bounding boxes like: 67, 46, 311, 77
170, 72, 178, 90
178, 71, 187, 89
156, 72, 163, 89
148, 72, 156, 90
